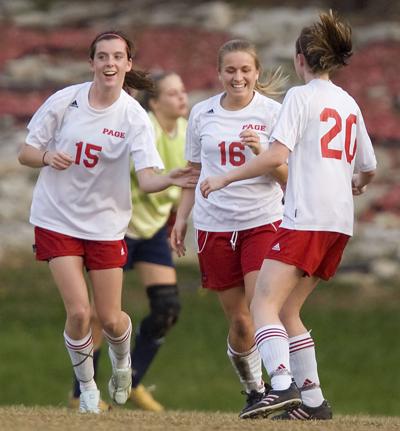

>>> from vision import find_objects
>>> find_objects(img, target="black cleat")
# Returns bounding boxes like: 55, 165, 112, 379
240, 382, 301, 419
272, 399, 333, 420
239, 383, 271, 419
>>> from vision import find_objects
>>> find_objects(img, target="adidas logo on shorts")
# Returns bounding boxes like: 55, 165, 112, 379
271, 243, 280, 251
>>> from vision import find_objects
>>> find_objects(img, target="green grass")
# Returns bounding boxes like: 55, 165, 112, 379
0, 255, 399, 416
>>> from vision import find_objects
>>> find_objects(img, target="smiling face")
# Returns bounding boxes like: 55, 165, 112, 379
150, 74, 188, 120
218, 50, 259, 106
89, 38, 132, 91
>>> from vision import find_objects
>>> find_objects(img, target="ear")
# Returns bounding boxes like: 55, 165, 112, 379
149, 98, 157, 111
126, 58, 133, 72
297, 53, 305, 67
89, 58, 94, 72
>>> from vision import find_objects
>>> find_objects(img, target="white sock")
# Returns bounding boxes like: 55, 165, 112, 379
103, 317, 132, 369
64, 330, 97, 393
255, 324, 292, 390
227, 342, 264, 393
289, 331, 324, 407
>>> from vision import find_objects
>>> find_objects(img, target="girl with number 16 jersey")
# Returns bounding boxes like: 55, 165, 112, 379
200, 11, 377, 420
171, 39, 288, 418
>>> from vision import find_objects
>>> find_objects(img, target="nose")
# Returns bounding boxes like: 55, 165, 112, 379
233, 70, 243, 81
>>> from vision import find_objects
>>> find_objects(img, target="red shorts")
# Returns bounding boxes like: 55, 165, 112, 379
197, 221, 281, 291
34, 226, 127, 270
265, 228, 350, 281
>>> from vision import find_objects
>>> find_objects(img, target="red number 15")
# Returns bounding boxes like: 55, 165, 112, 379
320, 108, 357, 164
75, 142, 102, 168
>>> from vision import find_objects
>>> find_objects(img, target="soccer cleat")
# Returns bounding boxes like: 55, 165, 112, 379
109, 367, 132, 405
272, 400, 333, 420
239, 383, 272, 419
68, 392, 111, 411
130, 384, 164, 412
79, 389, 101, 414
239, 382, 301, 419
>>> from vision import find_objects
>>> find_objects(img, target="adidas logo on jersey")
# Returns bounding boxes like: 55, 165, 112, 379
271, 243, 280, 251
69, 100, 79, 108
206, 108, 214, 114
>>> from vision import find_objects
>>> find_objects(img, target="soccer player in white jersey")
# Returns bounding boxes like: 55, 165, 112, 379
18, 31, 197, 414
170, 39, 288, 418
200, 11, 377, 420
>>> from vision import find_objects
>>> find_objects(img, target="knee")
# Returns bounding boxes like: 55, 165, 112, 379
140, 284, 181, 340
279, 305, 300, 329
67, 305, 91, 332
98, 312, 122, 335
230, 312, 254, 340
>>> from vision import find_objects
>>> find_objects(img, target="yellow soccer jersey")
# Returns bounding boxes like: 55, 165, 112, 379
126, 112, 187, 239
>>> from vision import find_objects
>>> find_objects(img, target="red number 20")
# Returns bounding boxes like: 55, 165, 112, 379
320, 108, 357, 164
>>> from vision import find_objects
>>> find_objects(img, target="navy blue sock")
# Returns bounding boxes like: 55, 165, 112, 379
72, 348, 102, 398
131, 331, 163, 388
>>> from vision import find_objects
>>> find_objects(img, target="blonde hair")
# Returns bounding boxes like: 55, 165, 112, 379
218, 39, 287, 97
296, 10, 353, 74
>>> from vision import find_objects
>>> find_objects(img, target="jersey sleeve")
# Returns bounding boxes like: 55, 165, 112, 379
270, 88, 307, 151
354, 110, 377, 172
129, 113, 164, 172
25, 92, 64, 149
185, 106, 201, 163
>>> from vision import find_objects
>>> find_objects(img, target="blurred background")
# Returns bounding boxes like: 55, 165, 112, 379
0, 0, 399, 416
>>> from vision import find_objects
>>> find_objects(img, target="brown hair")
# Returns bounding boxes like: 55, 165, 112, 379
138, 71, 177, 112
89, 30, 154, 93
217, 39, 287, 97
296, 10, 353, 74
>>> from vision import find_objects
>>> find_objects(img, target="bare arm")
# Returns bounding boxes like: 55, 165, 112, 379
170, 162, 201, 257
270, 163, 288, 186
136, 166, 199, 193
352, 170, 376, 195
200, 141, 289, 198
18, 144, 73, 170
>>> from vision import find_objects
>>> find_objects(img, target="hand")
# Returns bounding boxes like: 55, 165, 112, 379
240, 130, 261, 155
352, 174, 367, 196
200, 175, 228, 198
168, 167, 200, 188
46, 151, 74, 170
170, 217, 187, 257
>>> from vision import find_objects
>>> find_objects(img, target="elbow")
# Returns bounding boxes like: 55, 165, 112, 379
17, 151, 27, 166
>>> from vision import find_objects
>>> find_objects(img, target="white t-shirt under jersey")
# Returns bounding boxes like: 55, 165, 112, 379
271, 79, 377, 236
26, 82, 164, 240
186, 91, 284, 232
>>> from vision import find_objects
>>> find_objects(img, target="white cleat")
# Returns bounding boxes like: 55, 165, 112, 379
79, 389, 101, 414
108, 367, 132, 405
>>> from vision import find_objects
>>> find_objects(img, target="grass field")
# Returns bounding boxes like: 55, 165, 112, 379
0, 252, 399, 418
2, 407, 400, 431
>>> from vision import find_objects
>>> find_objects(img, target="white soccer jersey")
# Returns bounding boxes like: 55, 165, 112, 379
186, 91, 284, 232
26, 82, 164, 240
271, 79, 377, 236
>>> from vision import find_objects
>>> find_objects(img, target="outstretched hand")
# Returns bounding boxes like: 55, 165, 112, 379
168, 166, 200, 188
200, 175, 228, 199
